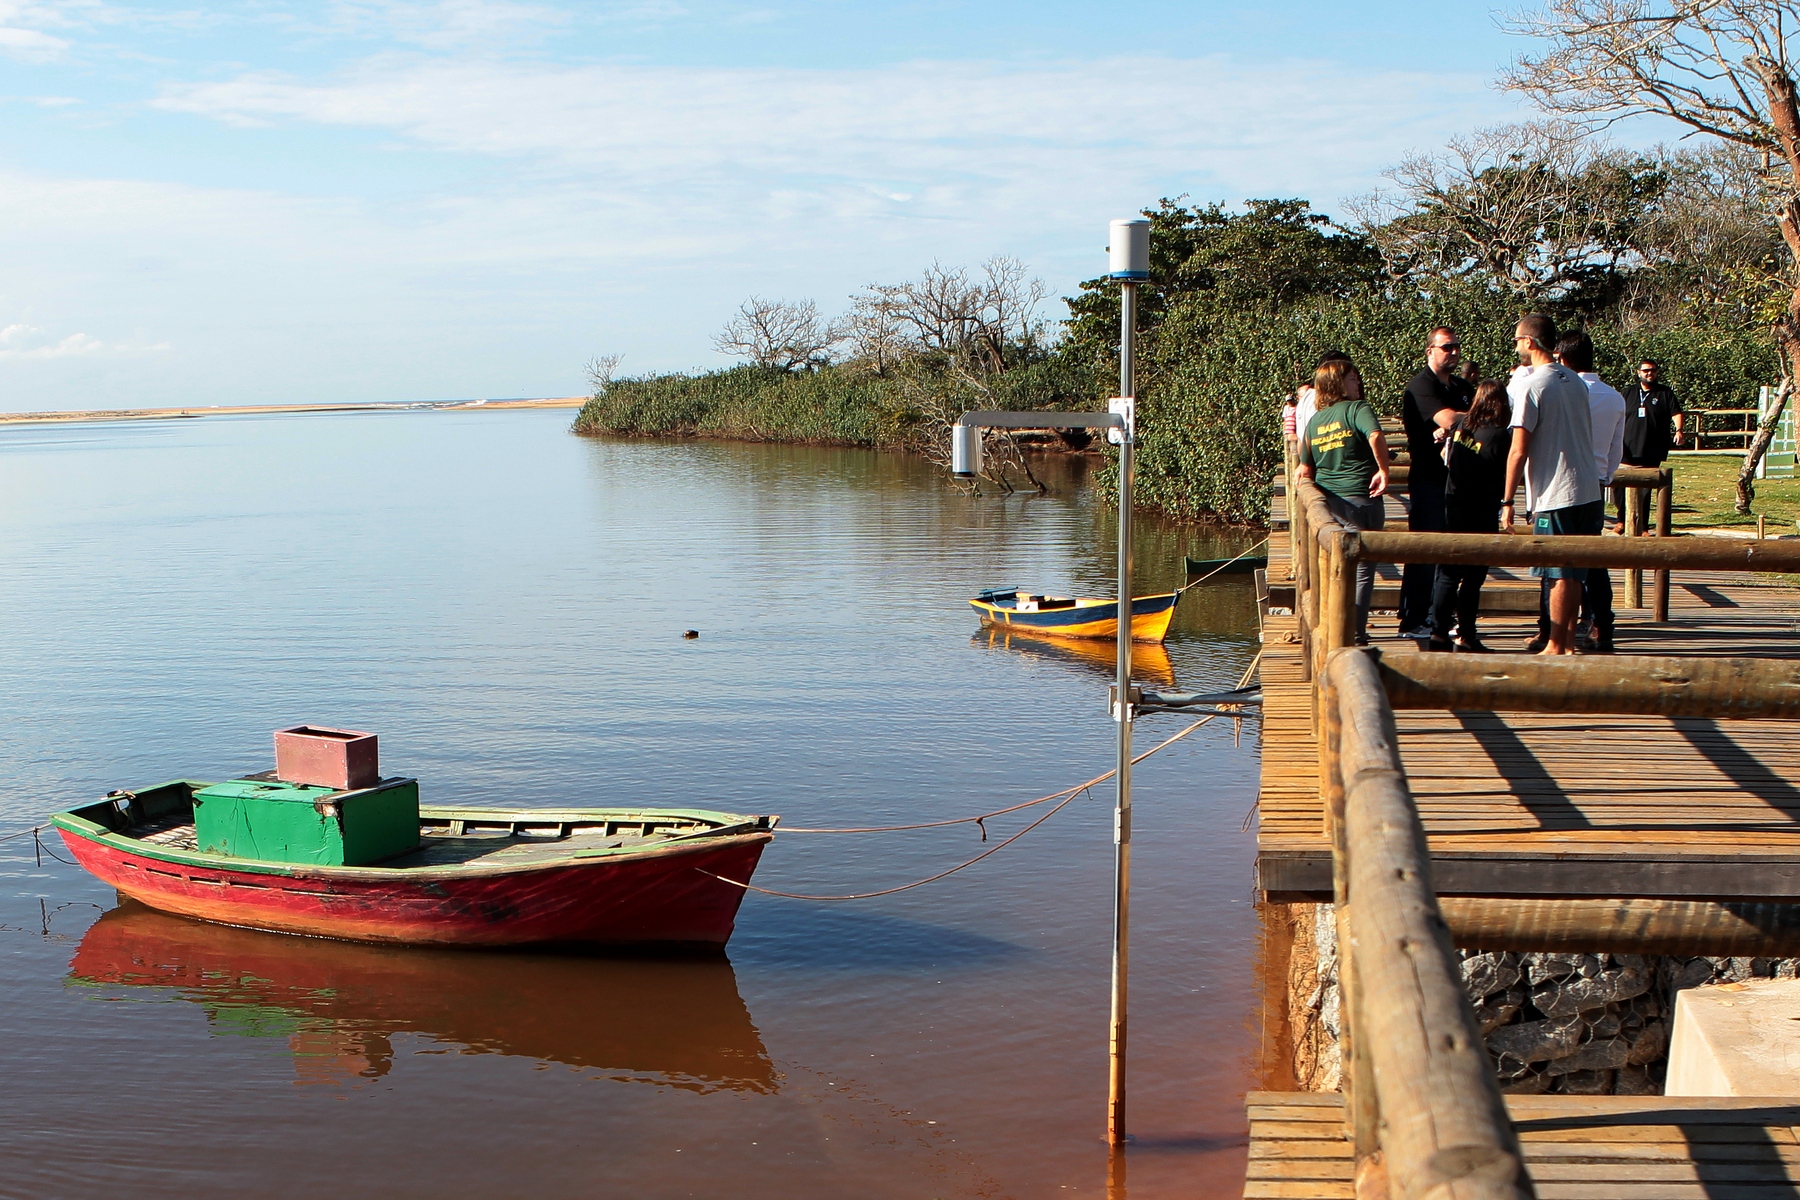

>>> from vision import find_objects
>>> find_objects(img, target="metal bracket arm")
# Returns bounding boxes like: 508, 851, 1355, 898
956, 411, 1127, 431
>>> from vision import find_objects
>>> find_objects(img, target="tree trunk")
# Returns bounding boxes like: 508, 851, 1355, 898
1748, 55, 1800, 512
1737, 373, 1793, 512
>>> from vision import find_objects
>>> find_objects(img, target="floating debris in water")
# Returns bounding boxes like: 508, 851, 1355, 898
682, 630, 699, 639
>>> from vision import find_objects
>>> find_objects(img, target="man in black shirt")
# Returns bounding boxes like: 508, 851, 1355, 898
1621, 359, 1685, 466
1617, 358, 1685, 527
1397, 327, 1474, 637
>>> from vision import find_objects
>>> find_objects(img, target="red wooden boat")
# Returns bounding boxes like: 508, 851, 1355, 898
52, 779, 776, 948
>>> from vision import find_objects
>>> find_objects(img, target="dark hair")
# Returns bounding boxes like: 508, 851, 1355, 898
1460, 361, 1481, 383
1466, 379, 1510, 431
1428, 325, 1456, 347
1316, 349, 1352, 369
1639, 358, 1660, 369
1313, 359, 1360, 406
1556, 330, 1595, 373
1517, 313, 1558, 352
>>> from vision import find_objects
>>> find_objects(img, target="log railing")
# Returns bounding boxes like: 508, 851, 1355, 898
1279, 467, 1800, 1198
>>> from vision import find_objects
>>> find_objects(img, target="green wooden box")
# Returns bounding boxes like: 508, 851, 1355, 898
191, 777, 420, 866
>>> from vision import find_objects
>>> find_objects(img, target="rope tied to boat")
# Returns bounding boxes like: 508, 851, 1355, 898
697, 713, 1220, 901
1182, 537, 1270, 589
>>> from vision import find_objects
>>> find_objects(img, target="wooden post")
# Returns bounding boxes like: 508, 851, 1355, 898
1654, 472, 1673, 623
1325, 531, 1356, 654
1329, 648, 1531, 1200
1292, 480, 1313, 685
1624, 485, 1643, 609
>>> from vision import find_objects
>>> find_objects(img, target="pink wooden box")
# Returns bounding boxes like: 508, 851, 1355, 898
273, 725, 380, 792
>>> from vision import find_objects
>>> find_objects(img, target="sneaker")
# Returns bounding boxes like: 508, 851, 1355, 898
1353, 633, 1372, 647
1425, 636, 1455, 653
1397, 625, 1433, 640
1525, 634, 1549, 653
1592, 632, 1616, 654
1456, 638, 1497, 653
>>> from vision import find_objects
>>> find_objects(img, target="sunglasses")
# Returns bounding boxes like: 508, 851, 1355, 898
1432, 342, 1462, 352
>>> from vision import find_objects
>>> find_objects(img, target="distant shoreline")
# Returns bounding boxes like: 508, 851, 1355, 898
0, 396, 587, 429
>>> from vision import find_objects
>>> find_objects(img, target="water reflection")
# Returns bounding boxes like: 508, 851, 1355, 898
67, 902, 775, 1093
971, 628, 1178, 688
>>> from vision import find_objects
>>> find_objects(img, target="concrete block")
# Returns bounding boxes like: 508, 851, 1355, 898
1667, 979, 1800, 1095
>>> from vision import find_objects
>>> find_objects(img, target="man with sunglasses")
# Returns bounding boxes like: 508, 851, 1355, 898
1622, 359, 1685, 467
1396, 327, 1473, 639
1618, 359, 1684, 528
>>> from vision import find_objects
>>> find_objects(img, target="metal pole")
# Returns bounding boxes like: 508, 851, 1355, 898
1107, 279, 1137, 1146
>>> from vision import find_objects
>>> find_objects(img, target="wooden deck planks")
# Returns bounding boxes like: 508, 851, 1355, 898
1244, 1092, 1800, 1199
1257, 511, 1800, 896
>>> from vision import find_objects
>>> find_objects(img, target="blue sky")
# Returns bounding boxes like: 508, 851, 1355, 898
0, 2, 1554, 410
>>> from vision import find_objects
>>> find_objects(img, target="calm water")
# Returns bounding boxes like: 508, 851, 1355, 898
0, 410, 1264, 1199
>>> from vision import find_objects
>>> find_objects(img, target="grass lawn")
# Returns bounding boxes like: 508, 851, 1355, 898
1666, 454, 1800, 533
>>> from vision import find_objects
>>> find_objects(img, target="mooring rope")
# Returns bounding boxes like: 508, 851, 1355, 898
698, 713, 1219, 900
1183, 537, 1270, 590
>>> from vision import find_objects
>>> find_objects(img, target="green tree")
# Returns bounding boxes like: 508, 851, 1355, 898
1060, 198, 1383, 375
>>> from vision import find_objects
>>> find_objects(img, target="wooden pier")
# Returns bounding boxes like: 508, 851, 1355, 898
1246, 464, 1800, 1199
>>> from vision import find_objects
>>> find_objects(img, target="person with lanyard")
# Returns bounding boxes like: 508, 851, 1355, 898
1617, 358, 1684, 525
1425, 379, 1512, 653
1499, 314, 1603, 655
1396, 327, 1473, 641
1295, 357, 1391, 646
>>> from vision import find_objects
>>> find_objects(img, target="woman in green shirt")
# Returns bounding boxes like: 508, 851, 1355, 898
1295, 358, 1392, 645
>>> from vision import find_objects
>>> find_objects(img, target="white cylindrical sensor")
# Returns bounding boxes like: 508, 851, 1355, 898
951, 424, 983, 476
1108, 218, 1150, 280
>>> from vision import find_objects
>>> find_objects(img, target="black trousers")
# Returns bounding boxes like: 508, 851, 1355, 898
1429, 502, 1496, 642
1399, 479, 1447, 631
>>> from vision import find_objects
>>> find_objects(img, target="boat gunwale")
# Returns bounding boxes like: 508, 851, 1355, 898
51, 800, 778, 884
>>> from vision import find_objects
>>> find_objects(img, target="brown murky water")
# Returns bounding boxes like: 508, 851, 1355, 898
0, 411, 1264, 1199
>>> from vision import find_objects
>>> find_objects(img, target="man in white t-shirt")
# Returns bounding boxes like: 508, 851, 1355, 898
1500, 314, 1602, 656
1527, 330, 1626, 652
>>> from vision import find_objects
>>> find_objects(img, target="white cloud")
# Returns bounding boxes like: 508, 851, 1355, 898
0, 25, 69, 59
152, 54, 1520, 212
318, 0, 570, 48
0, 322, 165, 359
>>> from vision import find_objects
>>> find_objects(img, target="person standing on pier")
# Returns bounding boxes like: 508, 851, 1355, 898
1617, 358, 1685, 527
1295, 358, 1391, 646
1622, 359, 1686, 464
1500, 315, 1602, 656
1425, 380, 1512, 652
1526, 331, 1626, 653
1397, 328, 1474, 641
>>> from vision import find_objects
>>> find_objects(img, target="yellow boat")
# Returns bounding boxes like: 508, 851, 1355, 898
968, 587, 1184, 644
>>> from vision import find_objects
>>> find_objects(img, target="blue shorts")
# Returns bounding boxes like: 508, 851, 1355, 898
1531, 500, 1605, 581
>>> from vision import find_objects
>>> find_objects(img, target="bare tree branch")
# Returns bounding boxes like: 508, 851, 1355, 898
1505, 1, 1800, 479
713, 297, 841, 372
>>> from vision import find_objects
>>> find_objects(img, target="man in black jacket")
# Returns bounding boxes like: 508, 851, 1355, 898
1617, 358, 1685, 526
1621, 359, 1684, 465
1397, 327, 1473, 638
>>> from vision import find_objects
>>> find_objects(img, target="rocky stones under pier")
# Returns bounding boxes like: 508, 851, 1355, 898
1461, 951, 1800, 1095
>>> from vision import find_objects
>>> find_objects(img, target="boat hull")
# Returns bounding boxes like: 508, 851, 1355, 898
58, 826, 770, 948
968, 591, 1180, 643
